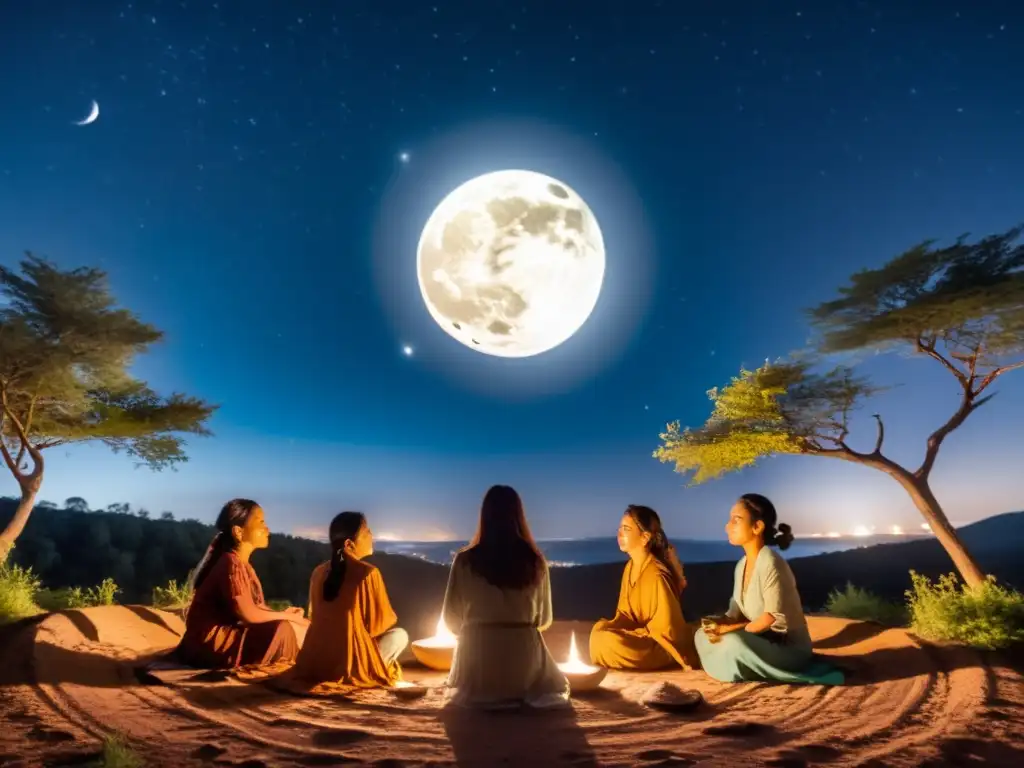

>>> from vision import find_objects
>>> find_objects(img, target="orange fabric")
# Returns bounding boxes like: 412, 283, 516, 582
288, 557, 401, 690
176, 552, 297, 668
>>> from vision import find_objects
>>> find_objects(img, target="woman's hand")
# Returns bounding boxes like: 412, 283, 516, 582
703, 621, 746, 644
283, 606, 305, 617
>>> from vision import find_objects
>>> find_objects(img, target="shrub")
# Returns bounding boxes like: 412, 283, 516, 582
86, 578, 120, 606
906, 571, 1024, 651
152, 579, 192, 610
96, 731, 143, 768
825, 582, 906, 626
37, 580, 120, 610
0, 559, 42, 624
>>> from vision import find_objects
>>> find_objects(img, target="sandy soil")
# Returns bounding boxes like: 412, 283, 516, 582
1, 604, 1022, 768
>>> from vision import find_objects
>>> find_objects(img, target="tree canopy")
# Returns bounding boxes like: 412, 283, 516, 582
0, 255, 217, 556
654, 225, 1024, 586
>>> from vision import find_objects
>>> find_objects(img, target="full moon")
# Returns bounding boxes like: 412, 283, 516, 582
416, 169, 605, 357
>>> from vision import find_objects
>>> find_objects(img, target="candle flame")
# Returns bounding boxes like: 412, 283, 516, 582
435, 615, 455, 642
558, 631, 597, 674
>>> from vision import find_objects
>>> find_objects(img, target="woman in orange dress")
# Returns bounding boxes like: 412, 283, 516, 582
175, 499, 309, 668
289, 512, 407, 689
589, 504, 698, 670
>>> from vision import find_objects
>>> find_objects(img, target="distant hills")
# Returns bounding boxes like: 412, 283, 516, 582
2, 499, 1021, 638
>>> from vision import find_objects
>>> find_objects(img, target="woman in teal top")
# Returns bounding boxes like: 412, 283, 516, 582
695, 494, 844, 685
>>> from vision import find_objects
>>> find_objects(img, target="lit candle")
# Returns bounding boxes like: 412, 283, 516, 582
411, 615, 458, 671
557, 631, 597, 674
557, 631, 608, 691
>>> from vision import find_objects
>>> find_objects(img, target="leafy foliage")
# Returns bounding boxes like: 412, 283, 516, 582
152, 579, 192, 610
654, 359, 882, 482
0, 556, 41, 623
809, 226, 1024, 363
0, 256, 217, 554
825, 582, 906, 626
906, 571, 1024, 650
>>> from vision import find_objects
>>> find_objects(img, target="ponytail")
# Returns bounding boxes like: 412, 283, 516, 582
738, 493, 795, 551
188, 531, 232, 594
648, 529, 687, 595
626, 504, 687, 596
322, 546, 348, 602
322, 511, 367, 603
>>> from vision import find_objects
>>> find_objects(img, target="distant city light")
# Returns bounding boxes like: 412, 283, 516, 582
921, 523, 932, 532
853, 525, 872, 537
890, 525, 904, 535
826, 531, 841, 538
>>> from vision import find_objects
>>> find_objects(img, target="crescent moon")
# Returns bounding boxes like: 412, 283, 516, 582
75, 100, 100, 126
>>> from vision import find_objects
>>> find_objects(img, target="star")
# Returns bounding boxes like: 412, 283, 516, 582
402, 345, 414, 357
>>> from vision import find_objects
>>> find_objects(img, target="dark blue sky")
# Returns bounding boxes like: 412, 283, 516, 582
2, 1, 1022, 542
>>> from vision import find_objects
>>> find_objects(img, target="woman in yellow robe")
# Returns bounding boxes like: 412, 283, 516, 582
288, 512, 407, 691
589, 505, 698, 670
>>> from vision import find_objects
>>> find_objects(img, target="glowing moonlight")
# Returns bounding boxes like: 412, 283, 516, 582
416, 170, 605, 357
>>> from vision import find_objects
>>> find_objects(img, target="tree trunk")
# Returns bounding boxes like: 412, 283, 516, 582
0, 483, 40, 564
894, 473, 987, 588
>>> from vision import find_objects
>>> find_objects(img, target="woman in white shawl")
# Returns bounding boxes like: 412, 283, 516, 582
441, 485, 569, 709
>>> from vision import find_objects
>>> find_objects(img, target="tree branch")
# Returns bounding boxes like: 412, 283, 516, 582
871, 413, 885, 455
0, 412, 24, 481
916, 391, 976, 481
917, 337, 968, 387
0, 388, 42, 482
975, 360, 1024, 397
12, 394, 38, 471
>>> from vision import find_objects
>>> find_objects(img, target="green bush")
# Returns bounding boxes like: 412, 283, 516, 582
152, 579, 192, 610
95, 731, 143, 768
267, 598, 293, 611
87, 578, 120, 606
0, 559, 42, 624
36, 587, 87, 610
906, 571, 1024, 650
825, 582, 906, 626
37, 579, 120, 610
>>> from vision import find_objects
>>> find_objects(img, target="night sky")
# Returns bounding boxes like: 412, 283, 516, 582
2, 1, 1022, 542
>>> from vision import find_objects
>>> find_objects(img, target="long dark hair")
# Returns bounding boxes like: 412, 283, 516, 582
322, 511, 367, 602
461, 485, 545, 591
738, 493, 794, 550
626, 504, 686, 595
189, 498, 261, 593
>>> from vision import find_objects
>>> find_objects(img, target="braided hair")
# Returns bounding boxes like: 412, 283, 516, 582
322, 511, 367, 602
625, 504, 687, 595
738, 493, 795, 550
188, 498, 261, 594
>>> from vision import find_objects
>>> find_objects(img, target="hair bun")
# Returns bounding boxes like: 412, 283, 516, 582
774, 522, 794, 551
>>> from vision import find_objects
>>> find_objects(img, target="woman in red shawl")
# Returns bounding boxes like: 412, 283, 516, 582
175, 498, 308, 668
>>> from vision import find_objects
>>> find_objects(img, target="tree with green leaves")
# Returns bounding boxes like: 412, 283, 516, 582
655, 226, 1024, 587
0, 256, 217, 561
65, 496, 89, 513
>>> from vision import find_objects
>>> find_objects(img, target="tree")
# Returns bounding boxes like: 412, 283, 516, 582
107, 502, 131, 515
0, 256, 217, 561
65, 496, 89, 513
655, 226, 1024, 588
137, 508, 150, 519
160, 511, 174, 521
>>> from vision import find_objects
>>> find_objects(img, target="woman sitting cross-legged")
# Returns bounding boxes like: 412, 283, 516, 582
442, 485, 570, 709
695, 493, 844, 685
175, 499, 309, 669
589, 504, 699, 671
289, 512, 408, 689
